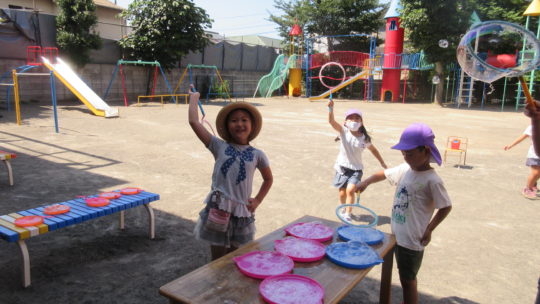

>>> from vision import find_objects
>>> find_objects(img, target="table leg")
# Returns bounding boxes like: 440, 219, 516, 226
119, 211, 125, 230
17, 239, 31, 287
143, 204, 155, 239
3, 160, 13, 186
379, 246, 394, 304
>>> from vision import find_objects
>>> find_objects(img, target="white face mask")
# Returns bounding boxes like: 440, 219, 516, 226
346, 121, 361, 131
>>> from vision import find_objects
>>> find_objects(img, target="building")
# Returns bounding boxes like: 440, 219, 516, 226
0, 0, 128, 40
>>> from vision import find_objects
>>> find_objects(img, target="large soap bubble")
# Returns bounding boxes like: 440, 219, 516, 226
457, 21, 540, 83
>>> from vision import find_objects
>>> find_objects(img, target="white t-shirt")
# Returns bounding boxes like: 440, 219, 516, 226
524, 126, 539, 159
384, 163, 452, 251
334, 126, 372, 173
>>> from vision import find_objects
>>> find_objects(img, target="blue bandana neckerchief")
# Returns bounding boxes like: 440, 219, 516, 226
220, 144, 255, 184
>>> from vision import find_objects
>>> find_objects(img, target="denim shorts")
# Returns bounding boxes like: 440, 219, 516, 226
333, 167, 363, 189
526, 158, 540, 167
395, 245, 424, 281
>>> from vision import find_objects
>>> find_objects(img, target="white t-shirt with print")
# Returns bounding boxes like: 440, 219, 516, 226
207, 136, 270, 205
524, 126, 539, 159
384, 163, 451, 251
334, 126, 372, 173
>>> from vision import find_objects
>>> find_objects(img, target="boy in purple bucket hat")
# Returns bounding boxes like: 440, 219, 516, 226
355, 123, 452, 304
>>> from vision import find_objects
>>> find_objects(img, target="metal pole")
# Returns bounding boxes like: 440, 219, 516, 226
12, 70, 21, 125
49, 71, 59, 133
119, 64, 128, 106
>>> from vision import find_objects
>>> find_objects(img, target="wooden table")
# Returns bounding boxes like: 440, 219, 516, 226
159, 215, 396, 304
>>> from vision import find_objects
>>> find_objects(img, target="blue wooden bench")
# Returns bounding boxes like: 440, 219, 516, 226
0, 189, 160, 287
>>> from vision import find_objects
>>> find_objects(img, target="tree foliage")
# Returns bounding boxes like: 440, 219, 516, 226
400, 0, 471, 66
56, 0, 101, 67
119, 0, 212, 69
270, 0, 385, 52
470, 0, 530, 25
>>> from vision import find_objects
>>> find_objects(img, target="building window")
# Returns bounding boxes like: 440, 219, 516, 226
8, 5, 33, 10
389, 20, 397, 31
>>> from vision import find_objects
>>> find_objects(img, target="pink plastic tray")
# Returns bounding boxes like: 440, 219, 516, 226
274, 237, 326, 262
233, 251, 294, 279
259, 274, 324, 304
285, 221, 334, 242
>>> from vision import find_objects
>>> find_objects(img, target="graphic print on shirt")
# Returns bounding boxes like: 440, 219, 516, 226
220, 145, 255, 184
392, 187, 410, 225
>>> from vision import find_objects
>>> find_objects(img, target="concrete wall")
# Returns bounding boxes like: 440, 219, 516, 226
0, 59, 268, 109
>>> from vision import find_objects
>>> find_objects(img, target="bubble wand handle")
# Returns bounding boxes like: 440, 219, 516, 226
519, 76, 536, 110
190, 85, 207, 116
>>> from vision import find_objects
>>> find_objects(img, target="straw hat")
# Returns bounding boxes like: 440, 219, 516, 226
215, 102, 262, 142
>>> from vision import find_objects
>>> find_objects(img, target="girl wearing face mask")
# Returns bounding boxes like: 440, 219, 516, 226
327, 98, 387, 223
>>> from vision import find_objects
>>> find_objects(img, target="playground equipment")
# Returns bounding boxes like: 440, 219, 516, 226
42, 57, 119, 118
515, 1, 540, 110
309, 70, 369, 101
253, 54, 300, 98
288, 23, 303, 97
0, 46, 65, 132
381, 0, 404, 102
253, 23, 304, 98
174, 64, 232, 103
103, 60, 174, 107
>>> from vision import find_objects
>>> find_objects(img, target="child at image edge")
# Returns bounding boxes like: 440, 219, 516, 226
355, 123, 452, 304
504, 125, 540, 199
327, 98, 387, 223
188, 88, 273, 260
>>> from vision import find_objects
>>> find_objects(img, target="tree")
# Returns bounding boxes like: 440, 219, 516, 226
56, 0, 102, 68
119, 0, 212, 69
400, 0, 471, 104
270, 0, 385, 53
470, 0, 530, 25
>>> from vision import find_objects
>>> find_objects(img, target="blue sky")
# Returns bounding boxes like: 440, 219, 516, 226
115, 0, 282, 38
114, 0, 390, 39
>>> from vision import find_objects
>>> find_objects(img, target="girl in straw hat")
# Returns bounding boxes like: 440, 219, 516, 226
188, 88, 273, 260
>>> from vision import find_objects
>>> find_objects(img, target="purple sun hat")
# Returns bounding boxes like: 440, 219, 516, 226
344, 109, 362, 119
392, 123, 442, 165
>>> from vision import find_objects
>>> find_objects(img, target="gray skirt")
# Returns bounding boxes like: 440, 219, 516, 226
193, 202, 256, 248
526, 158, 540, 167
333, 167, 363, 189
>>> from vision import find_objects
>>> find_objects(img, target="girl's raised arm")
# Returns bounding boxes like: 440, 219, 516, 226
188, 90, 212, 146
327, 99, 342, 132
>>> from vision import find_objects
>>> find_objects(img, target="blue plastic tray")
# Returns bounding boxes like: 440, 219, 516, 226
325, 241, 383, 269
336, 226, 384, 245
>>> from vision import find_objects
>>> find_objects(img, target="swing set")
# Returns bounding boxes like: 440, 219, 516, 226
102, 59, 175, 106
174, 64, 232, 103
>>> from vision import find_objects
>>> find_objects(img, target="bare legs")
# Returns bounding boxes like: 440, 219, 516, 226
527, 165, 540, 189
400, 278, 418, 304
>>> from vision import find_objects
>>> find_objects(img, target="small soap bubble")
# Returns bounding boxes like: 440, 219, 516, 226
438, 39, 449, 48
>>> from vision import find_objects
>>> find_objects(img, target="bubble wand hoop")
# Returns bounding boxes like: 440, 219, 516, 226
457, 21, 540, 109
335, 191, 378, 228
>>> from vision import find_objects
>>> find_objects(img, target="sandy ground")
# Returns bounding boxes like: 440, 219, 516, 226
0, 96, 539, 304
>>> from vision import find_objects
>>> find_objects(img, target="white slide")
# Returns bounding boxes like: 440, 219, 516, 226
42, 57, 119, 118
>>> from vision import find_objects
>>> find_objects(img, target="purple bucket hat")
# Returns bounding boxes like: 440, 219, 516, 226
392, 123, 442, 166
345, 109, 362, 119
